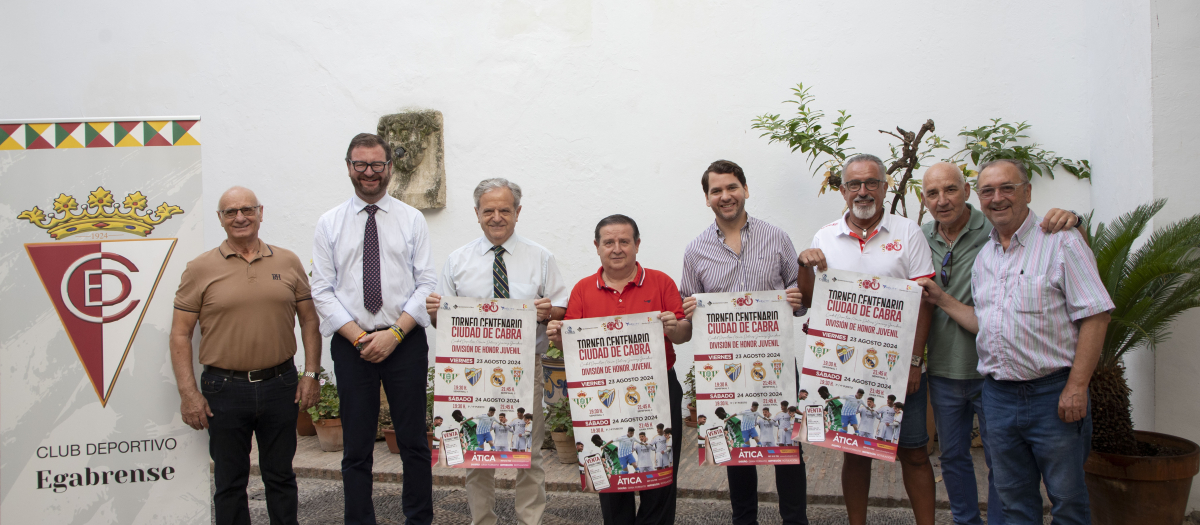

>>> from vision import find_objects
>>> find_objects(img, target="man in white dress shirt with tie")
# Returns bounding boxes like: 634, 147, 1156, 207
311, 133, 437, 525
427, 178, 568, 525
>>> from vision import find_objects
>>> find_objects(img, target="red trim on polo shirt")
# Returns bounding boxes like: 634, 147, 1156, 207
848, 229, 880, 253
566, 263, 685, 369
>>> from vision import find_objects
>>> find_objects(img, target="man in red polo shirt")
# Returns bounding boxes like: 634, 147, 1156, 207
548, 214, 691, 525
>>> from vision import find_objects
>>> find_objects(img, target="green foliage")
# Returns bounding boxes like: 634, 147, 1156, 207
683, 365, 696, 406
544, 398, 574, 437
426, 366, 436, 430
1081, 199, 1200, 367
307, 369, 340, 420
751, 83, 855, 194
948, 119, 1091, 181
545, 341, 563, 359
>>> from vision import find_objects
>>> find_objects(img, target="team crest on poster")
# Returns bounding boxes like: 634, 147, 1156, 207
836, 344, 855, 364
598, 388, 617, 408
724, 363, 742, 382
511, 366, 523, 386
19, 187, 184, 406
490, 367, 505, 386
770, 359, 784, 378
750, 361, 767, 382
440, 366, 458, 384
465, 367, 483, 386
811, 340, 829, 359
624, 385, 640, 405
699, 364, 719, 382
645, 382, 657, 402
573, 390, 592, 408
863, 349, 879, 369
885, 350, 900, 371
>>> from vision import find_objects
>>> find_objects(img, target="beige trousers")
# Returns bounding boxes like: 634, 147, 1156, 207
466, 358, 547, 525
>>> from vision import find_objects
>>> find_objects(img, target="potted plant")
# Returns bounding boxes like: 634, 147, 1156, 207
684, 365, 698, 427
379, 384, 399, 454
1080, 200, 1200, 525
296, 370, 317, 437
544, 398, 577, 464
541, 342, 568, 406
307, 370, 342, 452
425, 366, 436, 452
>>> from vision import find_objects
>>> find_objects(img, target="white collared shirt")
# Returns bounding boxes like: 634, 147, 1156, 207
810, 212, 935, 280
311, 194, 436, 336
436, 234, 569, 353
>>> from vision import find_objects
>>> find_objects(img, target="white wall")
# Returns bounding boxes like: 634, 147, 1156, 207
1152, 0, 1200, 515
2, 2, 1100, 377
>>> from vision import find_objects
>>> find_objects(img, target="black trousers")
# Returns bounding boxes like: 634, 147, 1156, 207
332, 328, 433, 525
726, 459, 809, 525
599, 368, 684, 525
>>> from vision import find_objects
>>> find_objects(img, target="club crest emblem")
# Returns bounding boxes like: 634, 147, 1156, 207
573, 390, 592, 408
696, 299, 706, 308
770, 359, 784, 378
724, 363, 742, 382
511, 366, 523, 386
566, 326, 576, 335
885, 350, 900, 371
441, 302, 451, 310
836, 344, 855, 365
810, 340, 829, 359
598, 389, 617, 408
440, 366, 458, 384
625, 385, 641, 405
490, 367, 505, 387
819, 274, 830, 282
465, 368, 483, 386
750, 361, 767, 382
645, 382, 658, 402
863, 349, 879, 369
699, 364, 718, 382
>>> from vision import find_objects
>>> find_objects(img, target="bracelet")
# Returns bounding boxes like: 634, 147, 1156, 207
352, 331, 368, 346
389, 324, 405, 343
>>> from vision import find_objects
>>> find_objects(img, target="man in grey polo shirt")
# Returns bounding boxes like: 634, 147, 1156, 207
919, 162, 1080, 525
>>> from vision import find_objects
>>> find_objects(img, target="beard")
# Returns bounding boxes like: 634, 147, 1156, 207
851, 197, 878, 220
352, 173, 391, 198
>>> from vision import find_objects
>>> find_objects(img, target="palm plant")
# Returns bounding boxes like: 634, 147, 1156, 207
1082, 199, 1200, 455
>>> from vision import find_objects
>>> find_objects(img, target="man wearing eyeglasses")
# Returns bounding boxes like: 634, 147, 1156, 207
918, 159, 1112, 525
311, 133, 437, 525
797, 153, 936, 525
917, 162, 1079, 525
170, 186, 321, 525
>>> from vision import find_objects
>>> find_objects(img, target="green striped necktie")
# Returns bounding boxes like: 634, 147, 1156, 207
492, 245, 509, 299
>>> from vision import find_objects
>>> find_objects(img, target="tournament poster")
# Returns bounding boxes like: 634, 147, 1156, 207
797, 269, 921, 462
692, 291, 800, 466
431, 297, 537, 469
562, 314, 673, 493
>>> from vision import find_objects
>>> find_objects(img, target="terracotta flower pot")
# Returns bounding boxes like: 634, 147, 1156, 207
296, 410, 317, 437
551, 431, 578, 464
541, 356, 567, 406
312, 418, 344, 452
383, 429, 399, 454
1084, 430, 1200, 525
685, 404, 698, 428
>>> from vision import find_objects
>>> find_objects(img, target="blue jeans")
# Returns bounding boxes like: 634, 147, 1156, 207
332, 328, 433, 525
928, 375, 1002, 525
983, 370, 1091, 525
201, 365, 299, 525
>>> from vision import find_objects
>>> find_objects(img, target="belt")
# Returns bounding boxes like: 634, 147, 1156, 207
204, 361, 294, 382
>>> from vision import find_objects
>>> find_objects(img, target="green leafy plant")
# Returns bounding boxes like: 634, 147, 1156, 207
683, 365, 696, 407
948, 119, 1091, 181
1082, 199, 1200, 455
544, 398, 574, 437
426, 366, 436, 430
307, 370, 340, 421
545, 341, 563, 359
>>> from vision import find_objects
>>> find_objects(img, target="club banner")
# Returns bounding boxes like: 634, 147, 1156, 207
797, 268, 921, 462
692, 291, 799, 466
562, 314, 672, 493
0, 118, 208, 524
431, 296, 537, 468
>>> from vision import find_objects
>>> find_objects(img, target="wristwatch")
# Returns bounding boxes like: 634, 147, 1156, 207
910, 354, 923, 367
301, 370, 318, 380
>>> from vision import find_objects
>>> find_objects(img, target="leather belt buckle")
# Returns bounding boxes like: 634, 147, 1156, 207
247, 368, 269, 382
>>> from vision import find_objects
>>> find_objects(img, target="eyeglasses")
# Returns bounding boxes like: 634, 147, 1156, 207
977, 182, 1027, 199
843, 179, 885, 192
347, 160, 391, 173
939, 250, 953, 287
218, 206, 261, 220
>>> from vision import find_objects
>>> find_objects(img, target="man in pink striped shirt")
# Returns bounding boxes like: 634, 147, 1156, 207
918, 159, 1113, 525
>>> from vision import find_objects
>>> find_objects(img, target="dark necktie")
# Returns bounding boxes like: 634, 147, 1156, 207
363, 204, 382, 313
492, 245, 509, 299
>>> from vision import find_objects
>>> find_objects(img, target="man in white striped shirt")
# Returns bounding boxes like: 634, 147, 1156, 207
680, 160, 808, 525
918, 159, 1113, 525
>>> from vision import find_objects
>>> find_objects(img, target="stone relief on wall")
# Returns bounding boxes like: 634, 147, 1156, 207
378, 110, 446, 209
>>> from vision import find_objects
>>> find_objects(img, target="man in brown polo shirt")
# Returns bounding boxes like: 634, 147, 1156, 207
169, 186, 321, 525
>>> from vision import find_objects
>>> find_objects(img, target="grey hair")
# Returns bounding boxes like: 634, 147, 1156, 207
472, 178, 522, 208
842, 154, 888, 179
978, 159, 1030, 183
